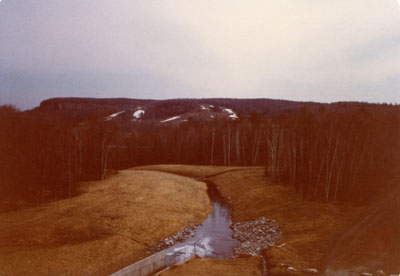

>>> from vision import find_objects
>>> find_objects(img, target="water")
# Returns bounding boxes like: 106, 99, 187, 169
166, 180, 240, 259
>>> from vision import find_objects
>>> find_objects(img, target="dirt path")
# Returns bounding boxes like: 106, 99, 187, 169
0, 170, 211, 276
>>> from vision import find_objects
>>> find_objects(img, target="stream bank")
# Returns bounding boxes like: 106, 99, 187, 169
150, 180, 240, 258
150, 179, 281, 275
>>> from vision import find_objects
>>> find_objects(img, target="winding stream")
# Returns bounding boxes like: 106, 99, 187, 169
166, 180, 240, 259
112, 178, 272, 275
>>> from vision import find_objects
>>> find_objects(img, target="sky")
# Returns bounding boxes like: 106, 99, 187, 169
0, 0, 399, 110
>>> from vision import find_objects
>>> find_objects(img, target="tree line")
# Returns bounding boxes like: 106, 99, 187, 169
0, 103, 398, 205
263, 106, 400, 202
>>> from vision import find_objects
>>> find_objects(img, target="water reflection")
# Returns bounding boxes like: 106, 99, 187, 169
166, 180, 240, 259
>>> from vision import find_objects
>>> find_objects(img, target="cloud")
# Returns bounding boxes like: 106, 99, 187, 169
0, 0, 399, 108
350, 33, 400, 62
0, 70, 217, 109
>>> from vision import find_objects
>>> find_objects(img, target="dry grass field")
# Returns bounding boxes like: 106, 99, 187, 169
144, 165, 367, 276
0, 170, 211, 276
0, 165, 372, 276
160, 257, 262, 276
135, 164, 256, 178
210, 168, 366, 275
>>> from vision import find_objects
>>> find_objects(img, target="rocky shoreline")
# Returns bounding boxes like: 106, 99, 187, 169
147, 217, 323, 275
148, 225, 197, 253
149, 216, 282, 257
231, 216, 281, 257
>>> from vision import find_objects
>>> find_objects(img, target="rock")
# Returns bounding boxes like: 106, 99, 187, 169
287, 266, 296, 272
361, 273, 373, 276
375, 270, 385, 276
149, 225, 200, 253
231, 216, 281, 257
280, 263, 290, 268
303, 268, 318, 274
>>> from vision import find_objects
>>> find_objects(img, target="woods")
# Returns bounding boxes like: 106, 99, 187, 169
263, 106, 400, 202
0, 105, 79, 202
0, 102, 399, 204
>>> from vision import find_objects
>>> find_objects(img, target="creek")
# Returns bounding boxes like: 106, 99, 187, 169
166, 180, 240, 259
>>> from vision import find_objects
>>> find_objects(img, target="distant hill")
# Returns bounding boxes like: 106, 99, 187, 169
34, 97, 391, 125
2, 97, 398, 204
34, 97, 329, 124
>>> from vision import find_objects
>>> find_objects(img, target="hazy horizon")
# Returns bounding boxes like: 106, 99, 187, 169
1, 0, 400, 109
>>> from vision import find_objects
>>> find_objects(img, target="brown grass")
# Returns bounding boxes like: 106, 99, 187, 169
0, 170, 211, 276
134, 164, 257, 178
160, 257, 262, 276
142, 166, 367, 276
210, 168, 366, 275
0, 165, 370, 276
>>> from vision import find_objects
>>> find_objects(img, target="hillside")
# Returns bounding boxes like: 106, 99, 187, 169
142, 165, 400, 276
36, 97, 322, 120
0, 170, 211, 276
31, 97, 398, 128
33, 97, 337, 125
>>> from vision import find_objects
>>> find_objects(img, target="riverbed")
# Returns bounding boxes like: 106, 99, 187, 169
165, 180, 240, 259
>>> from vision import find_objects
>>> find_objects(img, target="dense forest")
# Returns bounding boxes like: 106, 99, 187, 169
0, 99, 399, 205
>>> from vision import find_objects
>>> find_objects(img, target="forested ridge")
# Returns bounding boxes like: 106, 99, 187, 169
0, 99, 399, 206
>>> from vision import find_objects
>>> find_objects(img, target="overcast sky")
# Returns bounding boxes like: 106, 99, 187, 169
0, 0, 399, 109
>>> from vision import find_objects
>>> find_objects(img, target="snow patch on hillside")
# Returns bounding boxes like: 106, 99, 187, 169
133, 110, 145, 119
160, 116, 181, 123
200, 105, 211, 111
105, 111, 125, 120
201, 104, 216, 111
222, 108, 238, 120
